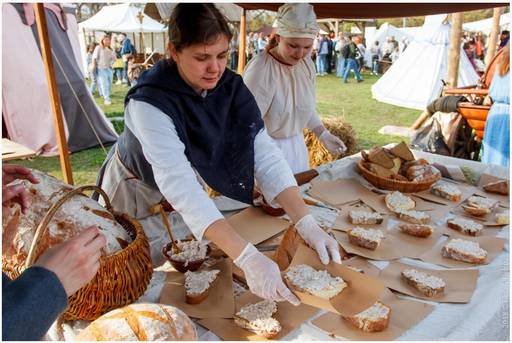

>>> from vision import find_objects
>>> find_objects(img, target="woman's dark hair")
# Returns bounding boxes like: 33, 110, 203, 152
168, 4, 233, 52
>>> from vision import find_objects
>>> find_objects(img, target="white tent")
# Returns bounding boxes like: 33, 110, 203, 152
364, 22, 412, 67
149, 3, 243, 22
78, 3, 166, 33
463, 13, 511, 35
371, 17, 479, 111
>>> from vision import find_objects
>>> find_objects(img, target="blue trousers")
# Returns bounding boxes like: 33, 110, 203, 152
318, 54, 328, 74
343, 58, 362, 81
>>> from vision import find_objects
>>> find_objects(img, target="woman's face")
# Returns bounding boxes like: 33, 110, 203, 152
103, 37, 111, 47
276, 36, 314, 65
169, 35, 229, 94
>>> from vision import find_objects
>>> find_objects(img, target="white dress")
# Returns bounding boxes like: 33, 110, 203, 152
243, 50, 323, 173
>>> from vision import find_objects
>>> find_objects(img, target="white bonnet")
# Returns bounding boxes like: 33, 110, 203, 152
275, 3, 319, 39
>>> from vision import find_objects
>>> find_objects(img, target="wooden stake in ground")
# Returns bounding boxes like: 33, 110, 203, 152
446, 12, 463, 88
34, 3, 73, 185
237, 8, 247, 74
485, 7, 504, 66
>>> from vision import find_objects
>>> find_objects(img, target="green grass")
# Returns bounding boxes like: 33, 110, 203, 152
9, 72, 421, 185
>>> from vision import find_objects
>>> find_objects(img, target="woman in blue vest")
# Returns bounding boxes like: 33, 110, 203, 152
96, 3, 341, 305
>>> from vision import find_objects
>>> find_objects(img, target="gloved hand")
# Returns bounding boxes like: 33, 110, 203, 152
234, 243, 300, 305
295, 214, 342, 265
319, 130, 347, 156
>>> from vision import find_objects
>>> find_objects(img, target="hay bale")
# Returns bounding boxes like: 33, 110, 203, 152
304, 117, 358, 168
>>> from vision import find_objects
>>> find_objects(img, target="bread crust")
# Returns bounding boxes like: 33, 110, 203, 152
396, 210, 430, 224
483, 180, 509, 195
348, 211, 384, 225
233, 316, 280, 339
401, 270, 445, 297
342, 302, 391, 332
347, 229, 382, 250
430, 184, 462, 202
398, 224, 433, 238
447, 218, 483, 236
442, 245, 486, 264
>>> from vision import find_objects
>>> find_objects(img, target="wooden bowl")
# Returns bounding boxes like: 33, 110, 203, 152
162, 240, 210, 273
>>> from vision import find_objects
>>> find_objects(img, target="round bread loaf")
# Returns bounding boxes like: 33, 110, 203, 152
76, 303, 197, 341
2, 169, 131, 269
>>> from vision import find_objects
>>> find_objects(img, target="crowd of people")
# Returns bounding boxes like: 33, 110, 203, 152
463, 30, 509, 74
85, 32, 138, 105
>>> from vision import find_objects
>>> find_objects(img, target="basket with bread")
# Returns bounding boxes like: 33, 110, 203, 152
2, 169, 153, 321
358, 142, 441, 192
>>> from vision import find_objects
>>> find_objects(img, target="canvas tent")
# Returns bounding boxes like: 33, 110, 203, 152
371, 15, 479, 111
2, 3, 117, 156
78, 3, 167, 64
364, 22, 413, 67
463, 12, 511, 34
145, 3, 243, 22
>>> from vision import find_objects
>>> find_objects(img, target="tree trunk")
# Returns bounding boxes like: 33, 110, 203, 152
484, 7, 503, 66
446, 12, 463, 88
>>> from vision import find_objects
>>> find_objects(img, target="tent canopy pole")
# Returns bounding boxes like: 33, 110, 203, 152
34, 3, 73, 185
485, 7, 503, 66
446, 12, 463, 88
237, 8, 246, 74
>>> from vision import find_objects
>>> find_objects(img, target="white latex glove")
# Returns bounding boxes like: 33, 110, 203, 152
319, 130, 347, 156
295, 214, 342, 265
234, 244, 300, 305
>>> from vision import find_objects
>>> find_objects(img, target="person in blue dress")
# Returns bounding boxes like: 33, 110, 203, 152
482, 43, 510, 167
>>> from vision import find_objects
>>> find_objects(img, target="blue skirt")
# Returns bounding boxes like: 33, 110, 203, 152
482, 103, 510, 167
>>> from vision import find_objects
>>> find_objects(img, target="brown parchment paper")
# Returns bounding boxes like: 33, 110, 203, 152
197, 291, 319, 341
332, 230, 403, 261
307, 178, 379, 207
158, 258, 235, 319
419, 235, 506, 267
476, 173, 510, 208
284, 244, 385, 316
379, 260, 478, 303
311, 288, 434, 341
344, 256, 382, 277
386, 224, 444, 259
226, 207, 290, 245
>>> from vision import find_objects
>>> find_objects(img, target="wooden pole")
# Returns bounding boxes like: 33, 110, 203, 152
151, 32, 154, 52
446, 12, 463, 88
485, 7, 503, 66
33, 4, 73, 184
237, 8, 247, 74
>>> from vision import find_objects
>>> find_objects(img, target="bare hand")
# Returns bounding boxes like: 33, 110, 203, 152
2, 164, 38, 186
2, 184, 31, 216
34, 226, 107, 297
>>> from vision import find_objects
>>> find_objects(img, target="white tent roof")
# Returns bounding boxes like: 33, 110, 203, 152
371, 18, 479, 111
364, 22, 412, 67
463, 13, 511, 34
151, 3, 242, 22
78, 3, 166, 33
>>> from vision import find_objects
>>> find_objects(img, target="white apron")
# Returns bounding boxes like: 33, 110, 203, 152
271, 133, 310, 174
98, 146, 192, 267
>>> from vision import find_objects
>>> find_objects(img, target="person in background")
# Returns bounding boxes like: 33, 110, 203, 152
119, 33, 135, 84
2, 164, 106, 341
342, 36, 363, 83
257, 32, 267, 54
244, 3, 347, 174
230, 34, 239, 71
335, 33, 348, 77
390, 45, 400, 64
474, 32, 484, 60
92, 34, 116, 105
317, 33, 329, 76
370, 40, 381, 75
499, 30, 509, 49
482, 43, 509, 167
96, 3, 342, 307
86, 42, 99, 96
355, 36, 366, 72
113, 43, 124, 85
327, 31, 335, 74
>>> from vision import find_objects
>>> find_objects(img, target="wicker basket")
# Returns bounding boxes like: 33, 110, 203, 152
4, 185, 153, 321
357, 160, 441, 193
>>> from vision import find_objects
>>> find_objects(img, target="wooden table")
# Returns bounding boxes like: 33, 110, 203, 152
2, 138, 37, 161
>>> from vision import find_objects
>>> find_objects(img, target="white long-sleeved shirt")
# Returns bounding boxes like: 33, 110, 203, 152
125, 99, 297, 241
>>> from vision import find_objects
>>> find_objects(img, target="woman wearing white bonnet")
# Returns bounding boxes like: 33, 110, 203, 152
243, 3, 347, 173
